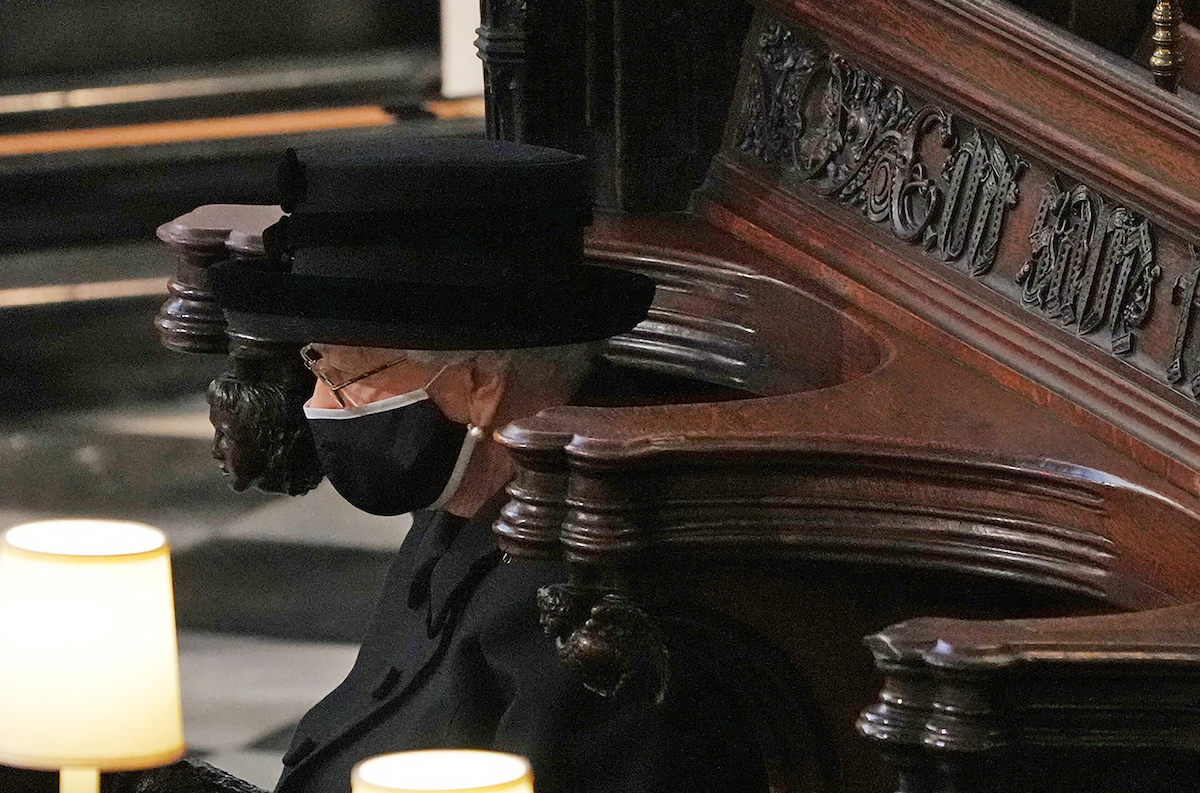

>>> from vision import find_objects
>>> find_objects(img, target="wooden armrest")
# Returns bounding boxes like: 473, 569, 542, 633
498, 216, 1200, 612
859, 606, 1200, 790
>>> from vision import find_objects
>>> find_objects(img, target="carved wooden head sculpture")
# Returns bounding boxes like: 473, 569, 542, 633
206, 346, 323, 496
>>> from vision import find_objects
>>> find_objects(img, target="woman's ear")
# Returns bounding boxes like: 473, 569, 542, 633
466, 357, 509, 429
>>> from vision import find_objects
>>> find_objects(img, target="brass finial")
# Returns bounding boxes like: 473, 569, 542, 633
1151, 0, 1185, 93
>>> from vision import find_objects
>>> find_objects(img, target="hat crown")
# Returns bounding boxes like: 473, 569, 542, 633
279, 138, 592, 215
271, 138, 595, 286
213, 137, 654, 350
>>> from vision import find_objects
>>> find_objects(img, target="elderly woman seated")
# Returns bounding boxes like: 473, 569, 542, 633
155, 139, 767, 793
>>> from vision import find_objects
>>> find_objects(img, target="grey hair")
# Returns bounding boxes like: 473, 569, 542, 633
401, 342, 603, 394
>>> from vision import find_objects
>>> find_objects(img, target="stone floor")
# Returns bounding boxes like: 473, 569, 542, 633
2, 318, 411, 790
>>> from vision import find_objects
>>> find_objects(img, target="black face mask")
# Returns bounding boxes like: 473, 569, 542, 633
304, 389, 476, 516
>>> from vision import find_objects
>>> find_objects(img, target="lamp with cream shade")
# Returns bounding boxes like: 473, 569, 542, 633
0, 520, 185, 793
352, 750, 534, 793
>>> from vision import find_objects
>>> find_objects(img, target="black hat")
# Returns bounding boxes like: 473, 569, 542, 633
212, 138, 655, 350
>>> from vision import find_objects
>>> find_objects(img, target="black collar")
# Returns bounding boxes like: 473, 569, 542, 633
406, 489, 509, 637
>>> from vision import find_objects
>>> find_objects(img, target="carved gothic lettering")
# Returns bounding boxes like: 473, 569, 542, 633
735, 13, 1185, 402
1109, 214, 1160, 355
1016, 179, 1159, 356
738, 21, 1024, 277
927, 131, 1027, 276
740, 24, 817, 166
1169, 246, 1200, 395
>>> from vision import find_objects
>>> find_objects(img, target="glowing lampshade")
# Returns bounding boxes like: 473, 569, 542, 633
352, 750, 534, 793
0, 520, 185, 793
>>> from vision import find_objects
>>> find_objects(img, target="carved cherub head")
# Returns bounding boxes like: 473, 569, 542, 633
206, 351, 323, 496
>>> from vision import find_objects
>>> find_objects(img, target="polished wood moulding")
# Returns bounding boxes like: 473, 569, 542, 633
487, 1, 1200, 789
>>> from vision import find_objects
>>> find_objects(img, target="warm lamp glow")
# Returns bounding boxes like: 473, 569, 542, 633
352, 750, 534, 793
0, 520, 185, 778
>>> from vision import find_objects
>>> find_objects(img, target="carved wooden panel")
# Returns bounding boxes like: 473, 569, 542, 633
700, 7, 1200, 504
728, 13, 1182, 373
739, 22, 1027, 277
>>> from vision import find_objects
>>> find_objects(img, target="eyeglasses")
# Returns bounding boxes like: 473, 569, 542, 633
300, 344, 408, 407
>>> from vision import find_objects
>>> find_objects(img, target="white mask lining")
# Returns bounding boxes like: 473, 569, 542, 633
302, 363, 452, 420
429, 426, 482, 510
303, 390, 428, 420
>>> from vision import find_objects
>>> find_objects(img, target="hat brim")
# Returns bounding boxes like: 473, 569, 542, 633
213, 262, 655, 350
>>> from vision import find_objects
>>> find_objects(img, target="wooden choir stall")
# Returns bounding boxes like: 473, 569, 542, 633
156, 0, 1200, 790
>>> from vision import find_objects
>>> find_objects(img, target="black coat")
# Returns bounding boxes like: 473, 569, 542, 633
274, 491, 765, 793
